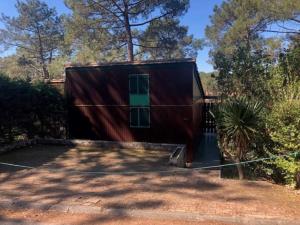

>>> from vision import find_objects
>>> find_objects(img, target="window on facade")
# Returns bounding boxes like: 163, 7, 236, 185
130, 107, 150, 128
138, 76, 149, 94
129, 75, 138, 94
129, 74, 150, 128
129, 74, 149, 95
130, 108, 139, 127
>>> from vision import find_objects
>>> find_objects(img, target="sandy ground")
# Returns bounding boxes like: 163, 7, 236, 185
0, 208, 232, 225
0, 145, 299, 224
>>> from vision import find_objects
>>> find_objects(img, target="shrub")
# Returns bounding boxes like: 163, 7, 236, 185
0, 74, 65, 143
212, 97, 263, 179
267, 100, 300, 187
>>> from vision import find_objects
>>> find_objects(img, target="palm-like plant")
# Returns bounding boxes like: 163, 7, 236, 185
211, 97, 263, 179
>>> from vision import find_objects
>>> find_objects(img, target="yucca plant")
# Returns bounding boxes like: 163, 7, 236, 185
211, 97, 263, 179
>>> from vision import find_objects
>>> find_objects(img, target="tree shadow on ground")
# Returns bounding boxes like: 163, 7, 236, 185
0, 144, 299, 224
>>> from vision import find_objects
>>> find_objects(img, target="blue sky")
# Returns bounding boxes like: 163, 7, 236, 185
0, 0, 222, 72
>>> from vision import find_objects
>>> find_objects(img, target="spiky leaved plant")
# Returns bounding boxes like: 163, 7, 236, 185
211, 97, 263, 179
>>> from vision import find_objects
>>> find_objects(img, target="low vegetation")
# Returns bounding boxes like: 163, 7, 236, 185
0, 74, 65, 143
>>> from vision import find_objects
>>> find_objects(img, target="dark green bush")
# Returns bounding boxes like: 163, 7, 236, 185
0, 74, 65, 143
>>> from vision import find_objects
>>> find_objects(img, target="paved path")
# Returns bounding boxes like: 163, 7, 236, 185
193, 133, 220, 167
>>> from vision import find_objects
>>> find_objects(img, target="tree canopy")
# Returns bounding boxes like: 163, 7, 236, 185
0, 0, 64, 79
206, 0, 300, 56
65, 0, 202, 62
0, 0, 202, 79
139, 18, 201, 59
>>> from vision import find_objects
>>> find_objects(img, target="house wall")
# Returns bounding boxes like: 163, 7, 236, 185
189, 69, 205, 161
192, 69, 205, 136
65, 62, 196, 148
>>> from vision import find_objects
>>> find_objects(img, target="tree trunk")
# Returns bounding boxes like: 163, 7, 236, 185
296, 170, 300, 189
42, 64, 49, 80
36, 23, 49, 79
123, 1, 134, 61
236, 158, 244, 180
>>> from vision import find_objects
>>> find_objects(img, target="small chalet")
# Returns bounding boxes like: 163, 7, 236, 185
65, 58, 205, 162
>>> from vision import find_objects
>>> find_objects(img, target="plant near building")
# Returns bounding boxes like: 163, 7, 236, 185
0, 74, 66, 143
212, 97, 263, 179
267, 99, 300, 188
264, 43, 300, 188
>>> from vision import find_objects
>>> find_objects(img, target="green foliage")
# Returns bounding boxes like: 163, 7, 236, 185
273, 156, 300, 187
0, 74, 65, 143
206, 0, 300, 186
65, 0, 201, 61
139, 18, 202, 59
199, 71, 218, 95
0, 0, 64, 79
48, 55, 69, 79
1, 0, 202, 79
268, 100, 300, 150
0, 54, 35, 81
205, 0, 300, 57
258, 44, 300, 187
206, 0, 300, 102
212, 97, 263, 179
214, 46, 271, 101
266, 100, 300, 187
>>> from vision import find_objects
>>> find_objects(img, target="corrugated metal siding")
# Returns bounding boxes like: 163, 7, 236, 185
68, 105, 193, 144
66, 63, 192, 106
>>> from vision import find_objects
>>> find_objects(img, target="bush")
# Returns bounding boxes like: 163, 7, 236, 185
267, 100, 300, 187
0, 74, 65, 143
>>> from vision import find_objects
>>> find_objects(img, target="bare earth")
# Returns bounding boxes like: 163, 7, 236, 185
0, 208, 231, 225
0, 145, 299, 225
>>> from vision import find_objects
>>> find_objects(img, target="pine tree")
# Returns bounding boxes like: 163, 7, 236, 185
0, 0, 64, 79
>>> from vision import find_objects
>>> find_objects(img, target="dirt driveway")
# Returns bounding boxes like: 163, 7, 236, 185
0, 145, 299, 224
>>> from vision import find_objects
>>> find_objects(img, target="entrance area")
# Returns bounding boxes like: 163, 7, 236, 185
193, 133, 220, 167
193, 99, 220, 168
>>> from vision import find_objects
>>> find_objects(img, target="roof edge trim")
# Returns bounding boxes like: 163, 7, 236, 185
65, 58, 196, 68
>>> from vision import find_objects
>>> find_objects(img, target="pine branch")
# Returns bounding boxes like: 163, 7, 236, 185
128, 0, 146, 8
290, 18, 300, 23
115, 42, 127, 49
110, 0, 125, 13
133, 43, 160, 49
130, 11, 173, 27
90, 0, 124, 23
0, 40, 36, 53
261, 29, 300, 34
276, 22, 299, 31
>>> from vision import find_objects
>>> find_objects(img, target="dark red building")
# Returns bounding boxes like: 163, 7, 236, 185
65, 58, 205, 162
